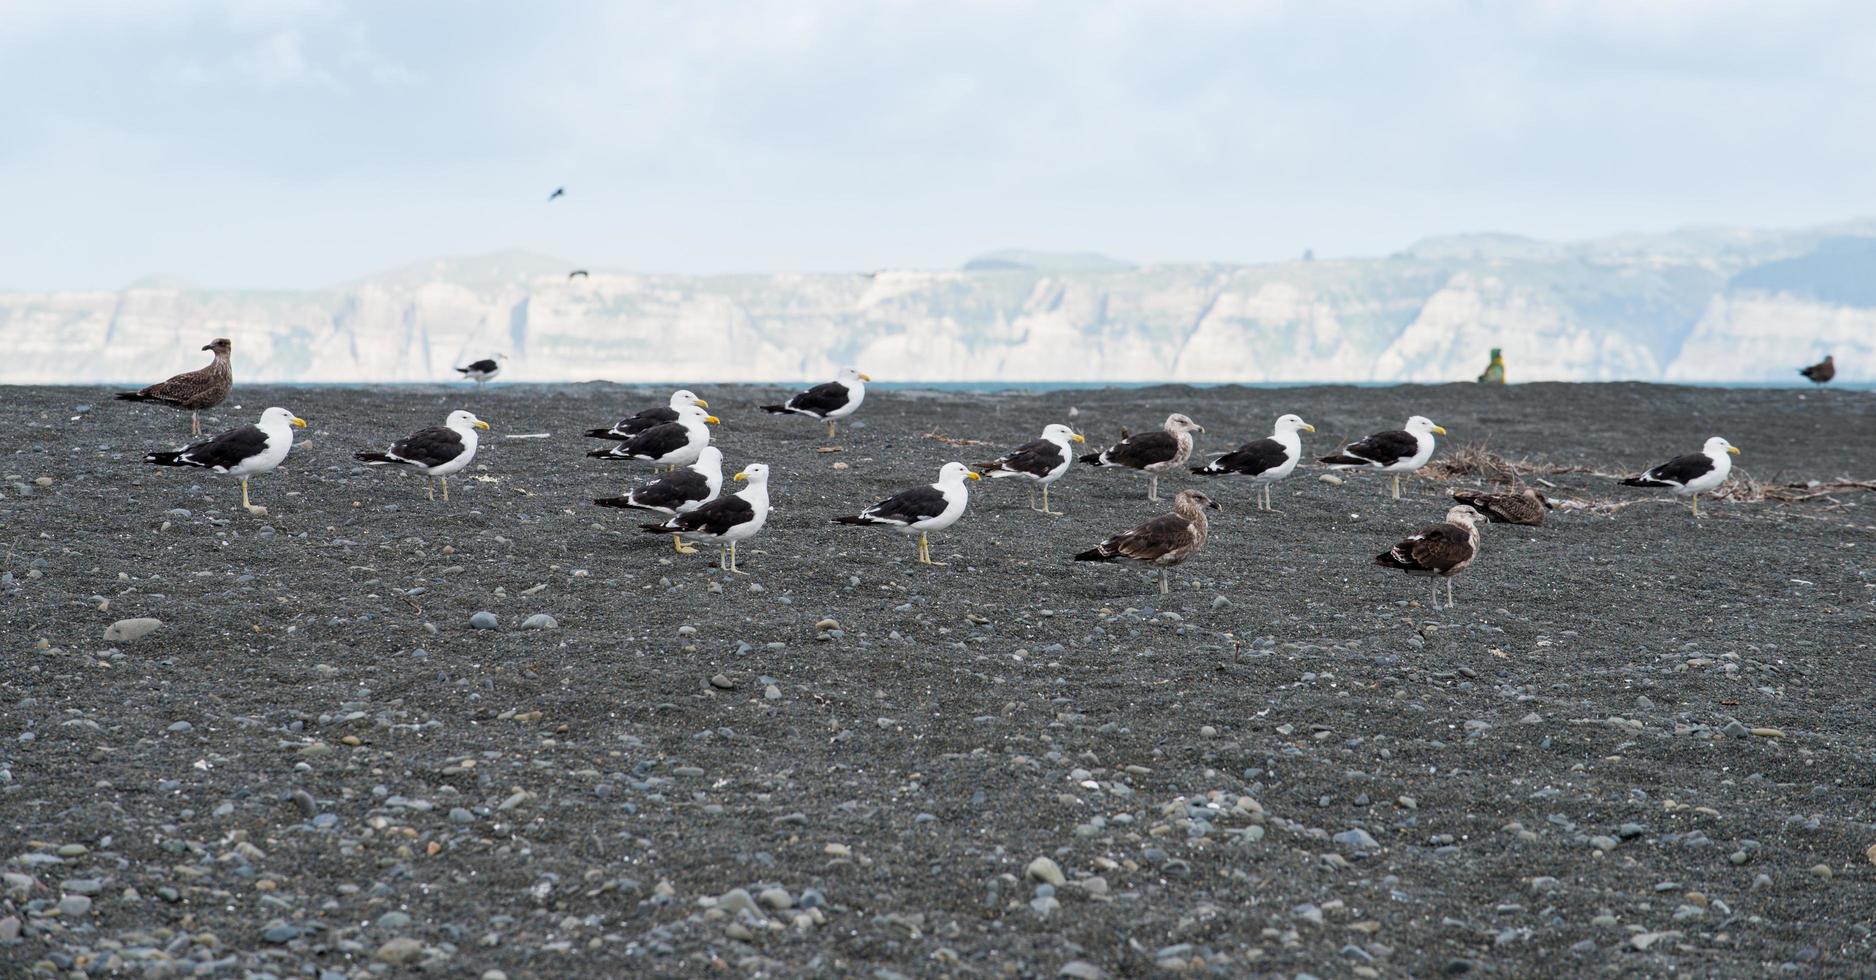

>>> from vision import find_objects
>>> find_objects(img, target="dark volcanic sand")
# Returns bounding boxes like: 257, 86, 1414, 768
2, 381, 1875, 978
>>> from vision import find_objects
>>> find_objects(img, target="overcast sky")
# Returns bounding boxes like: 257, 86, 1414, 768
4, 0, 1874, 289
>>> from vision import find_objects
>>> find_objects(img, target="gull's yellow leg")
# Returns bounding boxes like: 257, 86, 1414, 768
673, 533, 698, 554
240, 477, 250, 510
441, 477, 450, 502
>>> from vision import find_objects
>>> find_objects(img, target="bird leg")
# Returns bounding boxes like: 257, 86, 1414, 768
728, 541, 748, 575
240, 477, 251, 511
1028, 486, 1037, 510
192, 412, 201, 436
1446, 578, 1456, 609
426, 478, 435, 502
1691, 493, 1701, 518
826, 420, 837, 441
1148, 473, 1160, 502
1159, 569, 1170, 595
441, 476, 450, 502
1391, 474, 1402, 499
1038, 483, 1063, 516
673, 533, 698, 554
918, 531, 948, 566
719, 547, 730, 572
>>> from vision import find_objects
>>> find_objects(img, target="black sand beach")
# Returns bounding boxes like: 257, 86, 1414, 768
3, 381, 1874, 977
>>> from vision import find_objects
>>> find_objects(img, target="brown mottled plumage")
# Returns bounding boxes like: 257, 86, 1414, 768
1376, 505, 1482, 608
1074, 489, 1219, 594
1800, 355, 1835, 384
1450, 487, 1550, 526
116, 338, 233, 435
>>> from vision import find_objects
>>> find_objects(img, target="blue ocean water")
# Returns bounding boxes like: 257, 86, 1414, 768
242, 379, 1876, 392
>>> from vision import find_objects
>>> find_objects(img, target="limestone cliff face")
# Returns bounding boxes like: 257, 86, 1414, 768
5, 224, 1873, 384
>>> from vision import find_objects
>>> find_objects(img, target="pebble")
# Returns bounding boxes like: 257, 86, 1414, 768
521, 613, 558, 630
376, 937, 425, 964
103, 617, 162, 642
717, 888, 761, 917
1810, 864, 1833, 880
1059, 961, 1107, 980
469, 611, 499, 630
1334, 829, 1380, 851
1318, 474, 1344, 485
758, 887, 794, 910
57, 895, 92, 917
815, 618, 840, 631
709, 674, 737, 690
1026, 856, 1067, 886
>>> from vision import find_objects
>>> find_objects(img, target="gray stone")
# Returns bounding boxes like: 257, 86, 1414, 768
521, 613, 558, 630
469, 611, 499, 630
376, 937, 426, 964
1025, 857, 1067, 886
1333, 828, 1380, 851
57, 894, 92, 917
104, 617, 162, 642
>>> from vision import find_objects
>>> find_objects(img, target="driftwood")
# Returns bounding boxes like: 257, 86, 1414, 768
1419, 443, 1876, 513
920, 428, 996, 448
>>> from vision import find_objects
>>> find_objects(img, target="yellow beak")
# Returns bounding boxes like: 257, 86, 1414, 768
290, 416, 308, 428
733, 471, 749, 481
858, 373, 873, 382
1301, 423, 1317, 433
694, 398, 710, 409
966, 471, 982, 480
1727, 446, 1740, 455
474, 420, 491, 430
1070, 433, 1086, 443
1431, 425, 1448, 436
704, 415, 721, 425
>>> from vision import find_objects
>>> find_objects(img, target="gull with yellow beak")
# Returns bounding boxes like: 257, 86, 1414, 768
144, 406, 307, 514
1621, 436, 1740, 518
1191, 413, 1316, 511
640, 462, 771, 573
585, 389, 710, 441
834, 461, 980, 565
1318, 415, 1447, 500
586, 404, 719, 473
974, 423, 1086, 515
762, 367, 870, 441
354, 410, 491, 502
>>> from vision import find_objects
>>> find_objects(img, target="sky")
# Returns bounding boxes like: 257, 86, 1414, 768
4, 0, 1875, 290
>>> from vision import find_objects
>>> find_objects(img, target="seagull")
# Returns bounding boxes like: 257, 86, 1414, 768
1079, 413, 1204, 501
1074, 489, 1220, 595
762, 368, 870, 440
586, 404, 718, 472
1376, 505, 1482, 609
1318, 415, 1446, 499
1620, 436, 1739, 518
354, 410, 490, 503
548, 187, 565, 201
1450, 487, 1551, 526
595, 446, 724, 553
640, 463, 770, 573
144, 406, 306, 514
585, 390, 710, 441
1190, 413, 1315, 511
455, 354, 506, 387
1800, 355, 1835, 384
115, 338, 233, 435
975, 423, 1086, 515
568, 269, 589, 280
833, 461, 980, 566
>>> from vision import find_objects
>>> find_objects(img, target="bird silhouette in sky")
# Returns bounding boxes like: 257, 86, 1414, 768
548, 187, 566, 201
568, 270, 589, 280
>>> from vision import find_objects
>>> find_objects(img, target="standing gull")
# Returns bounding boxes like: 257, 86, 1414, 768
1079, 413, 1204, 501
1800, 355, 1835, 384
145, 406, 306, 514
1318, 415, 1447, 499
586, 404, 718, 472
833, 462, 980, 566
115, 338, 233, 436
354, 410, 490, 502
762, 368, 870, 440
1450, 487, 1551, 526
1619, 436, 1739, 518
595, 446, 725, 552
585, 390, 710, 441
1074, 489, 1220, 595
640, 463, 771, 573
1376, 505, 1482, 609
455, 355, 506, 387
1190, 413, 1315, 511
975, 423, 1085, 515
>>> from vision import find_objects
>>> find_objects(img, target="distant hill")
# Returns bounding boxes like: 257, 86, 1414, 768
5, 221, 1875, 384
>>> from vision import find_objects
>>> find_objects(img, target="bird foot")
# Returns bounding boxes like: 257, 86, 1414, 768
674, 543, 699, 554
244, 504, 269, 517
1036, 508, 1066, 517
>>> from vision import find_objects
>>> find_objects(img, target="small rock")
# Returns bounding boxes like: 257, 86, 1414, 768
1810, 864, 1833, 880
1025, 857, 1067, 887
1318, 474, 1344, 486
1059, 960, 1107, 979
376, 937, 425, 964
815, 618, 840, 631
757, 887, 793, 910
1333, 829, 1380, 851
709, 674, 737, 690
469, 611, 499, 630
521, 613, 558, 630
104, 618, 162, 642
57, 895, 92, 917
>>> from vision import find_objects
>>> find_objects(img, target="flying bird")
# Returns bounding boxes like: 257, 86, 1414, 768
833, 462, 980, 566
595, 446, 725, 553
1619, 436, 1739, 518
1800, 355, 1835, 384
568, 269, 589, 280
145, 406, 306, 514
762, 368, 870, 440
455, 354, 506, 387
585, 390, 710, 441
548, 187, 565, 201
1190, 413, 1315, 511
1074, 489, 1220, 595
1376, 505, 1483, 609
354, 410, 490, 503
1079, 413, 1204, 501
115, 338, 234, 435
640, 463, 771, 573
1319, 415, 1447, 499
975, 423, 1086, 515
586, 404, 718, 472
1450, 487, 1551, 526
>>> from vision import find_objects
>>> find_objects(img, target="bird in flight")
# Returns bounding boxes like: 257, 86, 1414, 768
568, 270, 589, 280
548, 187, 566, 201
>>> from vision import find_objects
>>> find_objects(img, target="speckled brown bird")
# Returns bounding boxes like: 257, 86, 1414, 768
115, 338, 233, 435
1074, 489, 1219, 594
1376, 505, 1482, 609
1450, 487, 1551, 526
